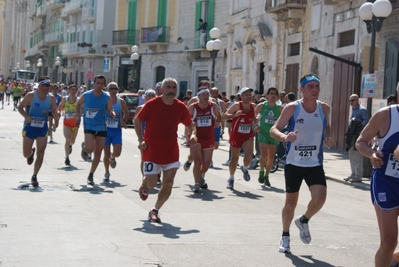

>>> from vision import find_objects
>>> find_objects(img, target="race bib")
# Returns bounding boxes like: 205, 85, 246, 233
31, 117, 45, 128
106, 118, 119, 128
65, 112, 75, 119
196, 116, 211, 127
384, 153, 399, 178
85, 108, 99, 119
265, 116, 276, 124
238, 124, 251, 134
294, 145, 317, 162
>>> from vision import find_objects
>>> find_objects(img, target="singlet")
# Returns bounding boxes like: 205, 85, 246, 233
63, 96, 78, 129
375, 105, 399, 178
230, 101, 255, 139
5, 85, 11, 94
13, 86, 22, 97
106, 97, 122, 130
285, 100, 326, 167
192, 101, 216, 139
24, 91, 50, 129
259, 101, 281, 134
0, 84, 5, 94
83, 89, 110, 131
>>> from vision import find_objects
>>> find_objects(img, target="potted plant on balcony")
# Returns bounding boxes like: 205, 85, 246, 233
89, 47, 96, 54
21, 48, 26, 53
101, 44, 108, 48
87, 43, 93, 47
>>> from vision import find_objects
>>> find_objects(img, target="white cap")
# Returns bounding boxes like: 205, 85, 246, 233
239, 87, 254, 95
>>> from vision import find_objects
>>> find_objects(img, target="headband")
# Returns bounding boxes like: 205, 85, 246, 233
39, 79, 51, 85
300, 75, 320, 87
197, 88, 210, 96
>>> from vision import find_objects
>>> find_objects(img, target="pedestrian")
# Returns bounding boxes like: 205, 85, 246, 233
17, 76, 59, 187
138, 89, 146, 106
254, 87, 282, 187
155, 82, 162, 96
187, 87, 221, 192
5, 81, 11, 106
57, 84, 79, 166
12, 80, 23, 111
196, 18, 208, 48
344, 94, 369, 182
134, 77, 193, 223
75, 74, 115, 186
222, 94, 236, 166
270, 73, 333, 253
0, 79, 5, 109
103, 82, 129, 182
211, 87, 226, 143
224, 87, 257, 189
48, 84, 61, 143
356, 91, 399, 267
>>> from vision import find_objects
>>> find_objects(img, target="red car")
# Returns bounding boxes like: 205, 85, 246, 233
119, 93, 139, 124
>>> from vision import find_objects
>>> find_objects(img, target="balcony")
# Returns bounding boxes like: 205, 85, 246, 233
49, 0, 66, 10
38, 42, 50, 53
36, 4, 46, 18
64, 0, 82, 15
63, 42, 80, 56
82, 4, 95, 22
45, 31, 64, 44
265, 0, 307, 13
26, 44, 40, 60
112, 30, 139, 53
79, 43, 114, 58
141, 26, 170, 44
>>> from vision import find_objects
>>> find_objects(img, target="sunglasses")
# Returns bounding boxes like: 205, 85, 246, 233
348, 99, 356, 102
108, 87, 118, 90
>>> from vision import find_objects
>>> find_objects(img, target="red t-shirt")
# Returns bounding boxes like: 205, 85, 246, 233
137, 97, 192, 164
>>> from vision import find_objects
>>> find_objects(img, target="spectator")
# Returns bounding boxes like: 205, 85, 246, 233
196, 19, 208, 48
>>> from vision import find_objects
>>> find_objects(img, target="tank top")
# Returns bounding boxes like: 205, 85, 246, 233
83, 90, 110, 131
230, 101, 255, 139
25, 91, 50, 129
192, 101, 216, 139
375, 105, 399, 178
63, 96, 78, 128
286, 100, 326, 167
106, 97, 122, 130
259, 101, 281, 134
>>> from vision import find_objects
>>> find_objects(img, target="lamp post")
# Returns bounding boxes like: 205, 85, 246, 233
359, 0, 392, 74
16, 62, 20, 70
130, 45, 139, 92
26, 61, 30, 70
37, 58, 43, 81
54, 56, 61, 82
206, 28, 223, 87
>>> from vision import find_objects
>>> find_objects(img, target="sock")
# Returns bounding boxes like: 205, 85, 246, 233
300, 215, 309, 224
282, 231, 290, 237
152, 207, 158, 211
229, 175, 234, 180
242, 165, 248, 171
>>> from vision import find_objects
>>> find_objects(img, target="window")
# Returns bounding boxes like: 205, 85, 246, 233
288, 42, 300, 57
311, 3, 321, 31
338, 30, 355, 48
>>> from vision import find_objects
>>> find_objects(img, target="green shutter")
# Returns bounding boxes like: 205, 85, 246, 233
49, 47, 55, 60
157, 0, 167, 27
90, 30, 93, 43
30, 37, 33, 48
207, 0, 215, 38
82, 31, 86, 42
195, 2, 202, 48
128, 0, 137, 44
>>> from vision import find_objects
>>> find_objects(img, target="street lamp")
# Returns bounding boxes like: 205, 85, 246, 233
54, 56, 61, 82
26, 61, 30, 70
206, 28, 222, 87
16, 62, 20, 70
130, 45, 139, 92
359, 0, 392, 73
37, 58, 43, 81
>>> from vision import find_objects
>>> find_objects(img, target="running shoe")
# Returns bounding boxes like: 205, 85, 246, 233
295, 217, 311, 244
278, 236, 291, 253
27, 148, 35, 165
226, 178, 234, 189
65, 157, 70, 166
110, 157, 117, 169
31, 175, 39, 187
199, 176, 208, 189
104, 172, 110, 182
183, 160, 192, 171
81, 142, 88, 161
139, 184, 149, 201
192, 183, 200, 193
258, 170, 265, 184
87, 173, 94, 186
148, 209, 161, 223
264, 174, 271, 187
222, 160, 230, 166
49, 136, 54, 143
157, 173, 162, 185
240, 166, 251, 181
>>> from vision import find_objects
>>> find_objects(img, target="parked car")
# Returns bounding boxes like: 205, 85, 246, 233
119, 93, 139, 125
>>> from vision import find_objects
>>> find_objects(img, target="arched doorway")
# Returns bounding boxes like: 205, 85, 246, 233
155, 66, 165, 84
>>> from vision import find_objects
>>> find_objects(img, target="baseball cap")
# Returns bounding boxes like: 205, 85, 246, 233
155, 82, 162, 90
144, 89, 156, 96
239, 87, 254, 95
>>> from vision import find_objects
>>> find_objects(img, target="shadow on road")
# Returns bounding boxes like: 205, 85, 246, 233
100, 180, 127, 188
260, 185, 285, 194
230, 189, 263, 200
72, 185, 114, 194
285, 254, 341, 267
133, 220, 200, 239
57, 165, 80, 171
185, 186, 225, 201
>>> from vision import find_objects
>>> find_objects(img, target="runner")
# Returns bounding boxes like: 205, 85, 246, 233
48, 84, 61, 143
103, 82, 129, 181
57, 84, 79, 166
75, 74, 115, 186
187, 87, 221, 192
5, 81, 12, 106
254, 87, 282, 187
0, 79, 6, 109
12, 81, 23, 111
134, 77, 193, 223
17, 76, 59, 187
224, 87, 257, 189
270, 74, 333, 253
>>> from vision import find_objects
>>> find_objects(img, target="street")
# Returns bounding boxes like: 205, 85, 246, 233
0, 103, 379, 267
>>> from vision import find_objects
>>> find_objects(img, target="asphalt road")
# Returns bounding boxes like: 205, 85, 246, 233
0, 102, 379, 267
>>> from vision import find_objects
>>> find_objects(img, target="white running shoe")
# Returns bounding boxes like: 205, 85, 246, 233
295, 217, 311, 244
183, 160, 192, 171
278, 236, 291, 253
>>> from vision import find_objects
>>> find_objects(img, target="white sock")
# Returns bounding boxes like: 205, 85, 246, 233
229, 175, 234, 180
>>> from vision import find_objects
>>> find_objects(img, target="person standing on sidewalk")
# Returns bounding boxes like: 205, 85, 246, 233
254, 87, 282, 187
134, 77, 193, 223
270, 74, 333, 253
75, 74, 115, 186
17, 76, 59, 187
224, 87, 257, 190
345, 94, 369, 182
357, 91, 399, 267
102, 82, 129, 182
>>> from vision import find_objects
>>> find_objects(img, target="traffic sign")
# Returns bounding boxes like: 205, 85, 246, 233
86, 71, 95, 80
62, 68, 67, 74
